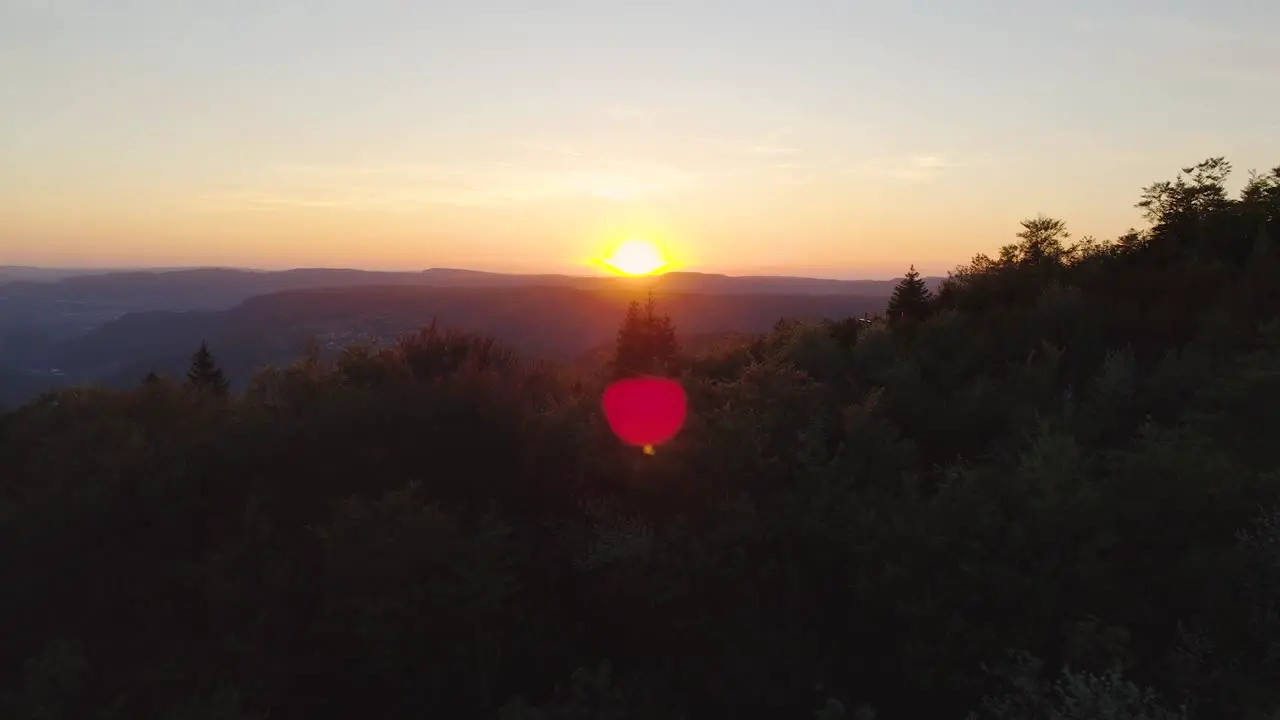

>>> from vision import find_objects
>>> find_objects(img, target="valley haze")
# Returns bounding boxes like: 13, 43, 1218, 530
0, 265, 938, 407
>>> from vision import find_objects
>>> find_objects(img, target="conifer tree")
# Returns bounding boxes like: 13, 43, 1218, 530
887, 265, 934, 322
142, 370, 160, 386
612, 292, 679, 377
186, 341, 229, 395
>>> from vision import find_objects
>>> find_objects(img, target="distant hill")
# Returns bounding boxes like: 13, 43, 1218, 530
0, 266, 110, 284
0, 267, 939, 391
0, 364, 61, 409
34, 284, 886, 395
0, 266, 942, 310
644, 272, 924, 296
416, 268, 935, 297
0, 267, 429, 311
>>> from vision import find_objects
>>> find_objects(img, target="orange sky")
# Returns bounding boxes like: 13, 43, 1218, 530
3, 1, 1278, 278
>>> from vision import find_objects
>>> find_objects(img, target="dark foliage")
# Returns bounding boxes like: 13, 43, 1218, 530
612, 293, 680, 378
186, 341, 229, 396
0, 283, 890, 406
887, 265, 933, 323
2, 159, 1280, 719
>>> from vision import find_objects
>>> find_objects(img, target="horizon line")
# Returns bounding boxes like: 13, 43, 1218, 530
0, 263, 941, 283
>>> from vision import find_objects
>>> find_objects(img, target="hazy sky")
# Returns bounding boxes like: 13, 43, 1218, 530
3, 0, 1278, 277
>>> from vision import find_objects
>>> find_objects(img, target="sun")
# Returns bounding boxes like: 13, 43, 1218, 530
601, 240, 669, 276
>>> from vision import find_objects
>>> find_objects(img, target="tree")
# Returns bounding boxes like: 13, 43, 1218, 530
1137, 158, 1234, 258
993, 215, 1071, 266
186, 341, 229, 395
612, 292, 679, 377
142, 370, 160, 386
1012, 214, 1070, 264
887, 265, 934, 322
1138, 157, 1232, 226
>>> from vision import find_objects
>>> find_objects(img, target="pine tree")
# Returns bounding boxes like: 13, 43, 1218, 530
612, 292, 679, 377
186, 341, 229, 395
142, 370, 160, 386
887, 265, 934, 322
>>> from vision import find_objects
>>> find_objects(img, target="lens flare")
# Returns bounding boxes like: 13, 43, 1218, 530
601, 376, 687, 452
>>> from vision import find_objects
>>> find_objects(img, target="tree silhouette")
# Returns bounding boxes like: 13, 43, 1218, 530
886, 265, 933, 322
612, 292, 679, 377
142, 370, 160, 386
1012, 214, 1070, 264
1139, 157, 1232, 226
186, 341, 228, 395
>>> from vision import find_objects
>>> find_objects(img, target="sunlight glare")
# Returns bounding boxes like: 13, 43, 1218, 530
602, 240, 669, 276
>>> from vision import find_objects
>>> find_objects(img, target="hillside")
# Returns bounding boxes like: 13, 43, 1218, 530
3, 158, 1278, 719
0, 267, 109, 283
0, 266, 942, 311
0, 268, 935, 392
37, 285, 884, 393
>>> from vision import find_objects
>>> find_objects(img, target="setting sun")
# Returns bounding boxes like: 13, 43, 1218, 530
601, 240, 669, 276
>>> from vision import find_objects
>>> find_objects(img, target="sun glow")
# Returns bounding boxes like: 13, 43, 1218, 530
601, 240, 669, 276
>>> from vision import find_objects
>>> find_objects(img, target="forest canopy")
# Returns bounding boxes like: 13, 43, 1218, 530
2, 158, 1280, 719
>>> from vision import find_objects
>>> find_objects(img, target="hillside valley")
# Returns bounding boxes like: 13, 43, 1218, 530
0, 280, 890, 405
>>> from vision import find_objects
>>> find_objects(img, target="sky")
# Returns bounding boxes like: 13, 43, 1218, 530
2, 0, 1279, 278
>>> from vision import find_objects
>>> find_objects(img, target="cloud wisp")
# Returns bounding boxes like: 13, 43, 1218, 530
195, 158, 699, 212
842, 153, 987, 182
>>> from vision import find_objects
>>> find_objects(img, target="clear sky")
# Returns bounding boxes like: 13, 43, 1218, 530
2, 0, 1278, 278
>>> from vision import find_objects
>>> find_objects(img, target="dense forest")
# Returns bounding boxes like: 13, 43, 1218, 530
2, 157, 1279, 719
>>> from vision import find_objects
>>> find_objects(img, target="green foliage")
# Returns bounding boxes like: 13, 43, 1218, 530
3, 157, 1280, 718
972, 653, 1187, 720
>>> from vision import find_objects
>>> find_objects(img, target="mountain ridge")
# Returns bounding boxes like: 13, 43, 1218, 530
35, 283, 888, 394
0, 266, 932, 405
2, 265, 943, 297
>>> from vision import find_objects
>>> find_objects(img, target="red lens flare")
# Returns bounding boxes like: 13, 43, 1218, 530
601, 376, 687, 452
